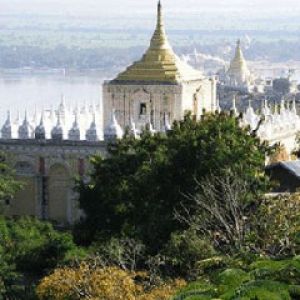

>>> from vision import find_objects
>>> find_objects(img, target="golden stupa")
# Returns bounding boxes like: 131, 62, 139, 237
113, 1, 203, 84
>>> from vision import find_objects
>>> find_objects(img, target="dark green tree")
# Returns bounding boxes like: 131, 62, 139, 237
0, 153, 22, 209
77, 113, 271, 252
0, 217, 84, 299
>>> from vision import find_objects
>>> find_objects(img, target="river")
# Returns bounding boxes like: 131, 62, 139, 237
0, 73, 104, 126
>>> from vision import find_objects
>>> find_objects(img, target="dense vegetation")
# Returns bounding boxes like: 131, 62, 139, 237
76, 113, 270, 251
0, 113, 299, 299
0, 217, 82, 299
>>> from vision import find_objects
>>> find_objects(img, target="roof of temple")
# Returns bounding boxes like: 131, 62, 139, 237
267, 161, 300, 179
111, 1, 203, 84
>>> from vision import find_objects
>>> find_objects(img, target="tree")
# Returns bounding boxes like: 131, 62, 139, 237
176, 171, 300, 257
251, 193, 300, 257
0, 152, 22, 210
175, 171, 256, 253
77, 113, 271, 252
0, 217, 84, 299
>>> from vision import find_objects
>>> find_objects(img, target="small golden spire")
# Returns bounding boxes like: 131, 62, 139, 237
157, 1, 162, 26
235, 39, 244, 61
150, 0, 168, 50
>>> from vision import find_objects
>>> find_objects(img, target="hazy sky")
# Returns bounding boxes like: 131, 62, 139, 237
1, 0, 300, 16
1, 0, 300, 32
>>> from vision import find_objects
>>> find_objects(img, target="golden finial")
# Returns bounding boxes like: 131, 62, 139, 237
157, 0, 163, 29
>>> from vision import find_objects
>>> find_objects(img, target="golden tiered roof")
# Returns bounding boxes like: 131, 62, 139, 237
113, 1, 203, 84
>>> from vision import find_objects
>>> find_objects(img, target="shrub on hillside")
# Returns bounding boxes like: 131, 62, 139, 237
36, 261, 185, 300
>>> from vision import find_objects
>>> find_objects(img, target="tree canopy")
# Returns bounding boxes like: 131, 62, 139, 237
0, 153, 21, 207
77, 113, 271, 251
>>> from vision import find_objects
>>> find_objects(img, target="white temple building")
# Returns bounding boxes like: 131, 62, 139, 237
241, 98, 300, 155
102, 1, 217, 132
1, 1, 300, 224
1, 97, 103, 141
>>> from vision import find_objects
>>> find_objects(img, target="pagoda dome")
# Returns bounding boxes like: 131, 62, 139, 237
18, 112, 33, 139
1, 111, 12, 139
112, 1, 203, 84
86, 114, 100, 142
35, 113, 46, 140
68, 115, 81, 141
51, 115, 64, 140
227, 40, 251, 84
104, 110, 123, 141
129, 119, 140, 138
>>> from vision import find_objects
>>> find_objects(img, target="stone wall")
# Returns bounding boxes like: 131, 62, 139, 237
0, 139, 107, 225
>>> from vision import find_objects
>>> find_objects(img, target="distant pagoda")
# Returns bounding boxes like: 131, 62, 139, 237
225, 39, 254, 92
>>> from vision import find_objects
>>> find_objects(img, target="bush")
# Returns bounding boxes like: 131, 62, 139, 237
174, 257, 300, 300
0, 217, 85, 299
250, 193, 300, 257
0, 217, 82, 274
164, 229, 216, 279
36, 261, 185, 300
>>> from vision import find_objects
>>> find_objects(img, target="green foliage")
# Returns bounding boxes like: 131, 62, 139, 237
0, 217, 81, 274
0, 217, 85, 299
234, 280, 290, 300
0, 153, 21, 209
249, 194, 300, 257
174, 258, 300, 300
77, 113, 270, 252
164, 229, 216, 279
250, 257, 300, 285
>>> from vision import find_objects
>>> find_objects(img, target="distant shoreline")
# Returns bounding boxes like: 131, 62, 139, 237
0, 68, 113, 78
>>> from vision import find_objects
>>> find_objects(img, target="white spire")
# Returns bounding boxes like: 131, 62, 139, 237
164, 112, 172, 131
51, 114, 63, 140
104, 110, 123, 141
129, 118, 139, 138
86, 113, 100, 142
216, 97, 221, 113
68, 114, 81, 141
292, 97, 297, 115
1, 111, 12, 139
231, 94, 238, 116
261, 98, 271, 116
18, 111, 32, 139
35, 112, 46, 140
244, 100, 259, 129
146, 122, 156, 135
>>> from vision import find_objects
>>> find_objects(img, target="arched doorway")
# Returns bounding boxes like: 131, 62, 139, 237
11, 161, 37, 217
48, 164, 71, 224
